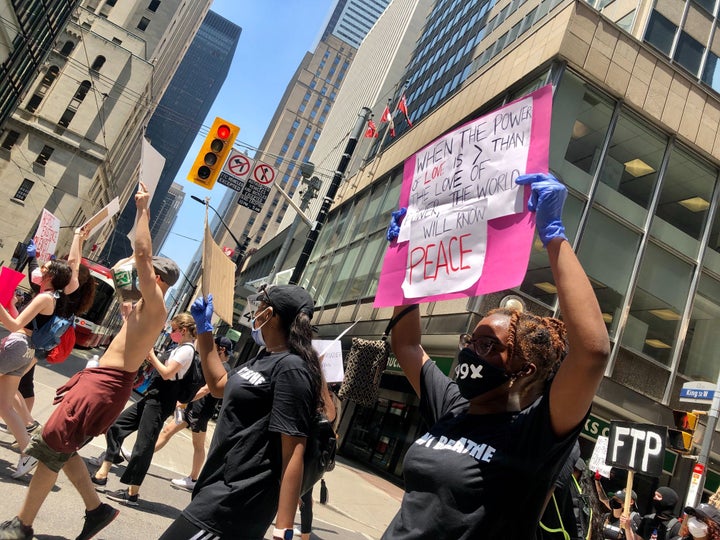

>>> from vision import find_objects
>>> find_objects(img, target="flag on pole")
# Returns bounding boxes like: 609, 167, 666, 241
380, 104, 395, 137
364, 118, 379, 138
397, 94, 412, 127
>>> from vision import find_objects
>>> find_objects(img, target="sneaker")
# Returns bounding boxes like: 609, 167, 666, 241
119, 446, 132, 461
0, 516, 33, 539
11, 455, 38, 479
90, 475, 107, 487
105, 489, 138, 507
75, 503, 119, 540
89, 452, 124, 467
294, 528, 302, 537
24, 421, 40, 434
170, 476, 196, 491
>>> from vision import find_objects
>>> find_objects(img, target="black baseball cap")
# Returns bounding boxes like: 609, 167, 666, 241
262, 285, 314, 324
215, 336, 233, 352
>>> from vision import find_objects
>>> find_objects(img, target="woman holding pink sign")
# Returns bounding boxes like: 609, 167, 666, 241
383, 172, 610, 539
0, 258, 71, 478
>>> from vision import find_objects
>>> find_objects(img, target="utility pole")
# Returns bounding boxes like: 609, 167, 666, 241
686, 377, 720, 507
289, 107, 371, 285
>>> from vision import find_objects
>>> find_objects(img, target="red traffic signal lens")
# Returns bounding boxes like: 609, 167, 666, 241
216, 124, 231, 139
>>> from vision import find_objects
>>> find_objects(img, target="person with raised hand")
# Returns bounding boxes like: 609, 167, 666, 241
382, 172, 611, 539
159, 286, 323, 540
0, 181, 180, 540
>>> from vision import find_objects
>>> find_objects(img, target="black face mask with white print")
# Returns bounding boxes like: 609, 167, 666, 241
455, 348, 511, 399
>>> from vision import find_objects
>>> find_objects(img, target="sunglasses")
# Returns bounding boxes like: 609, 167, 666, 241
459, 333, 506, 356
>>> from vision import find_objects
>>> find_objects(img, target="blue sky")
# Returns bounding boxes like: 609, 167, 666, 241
159, 0, 336, 274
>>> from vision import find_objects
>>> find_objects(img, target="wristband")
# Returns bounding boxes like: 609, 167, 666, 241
272, 528, 294, 540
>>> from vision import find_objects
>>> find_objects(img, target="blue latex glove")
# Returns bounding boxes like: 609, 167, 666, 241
191, 294, 214, 334
27, 240, 36, 258
515, 173, 568, 247
386, 207, 407, 242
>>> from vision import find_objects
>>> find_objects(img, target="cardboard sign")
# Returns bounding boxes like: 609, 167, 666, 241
202, 218, 235, 324
127, 138, 166, 244
312, 339, 344, 383
81, 197, 120, 237
33, 209, 60, 262
606, 421, 666, 477
374, 85, 552, 307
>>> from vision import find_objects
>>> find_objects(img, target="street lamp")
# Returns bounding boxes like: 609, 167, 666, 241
190, 195, 249, 267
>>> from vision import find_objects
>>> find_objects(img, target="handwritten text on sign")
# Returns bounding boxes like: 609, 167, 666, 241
401, 98, 533, 298
34, 209, 61, 263
374, 85, 552, 307
606, 421, 666, 477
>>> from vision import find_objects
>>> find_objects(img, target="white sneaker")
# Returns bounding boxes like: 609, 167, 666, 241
120, 446, 132, 461
294, 528, 302, 537
11, 454, 38, 478
170, 476, 196, 490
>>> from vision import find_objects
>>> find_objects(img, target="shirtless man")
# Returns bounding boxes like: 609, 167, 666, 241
0, 182, 180, 540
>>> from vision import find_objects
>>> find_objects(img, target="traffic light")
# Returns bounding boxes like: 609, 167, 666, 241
667, 410, 700, 453
187, 117, 239, 189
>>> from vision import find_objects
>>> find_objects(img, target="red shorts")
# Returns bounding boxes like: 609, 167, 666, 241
42, 367, 136, 454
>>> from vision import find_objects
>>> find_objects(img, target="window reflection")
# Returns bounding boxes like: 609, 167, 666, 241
577, 208, 640, 338
551, 73, 614, 195
621, 242, 692, 366
678, 273, 720, 381
594, 113, 666, 227
652, 146, 715, 257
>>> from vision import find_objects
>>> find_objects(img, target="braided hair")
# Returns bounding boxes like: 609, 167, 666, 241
487, 307, 568, 381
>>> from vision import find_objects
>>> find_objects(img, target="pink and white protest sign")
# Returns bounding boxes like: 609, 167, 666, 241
374, 85, 552, 307
33, 209, 61, 263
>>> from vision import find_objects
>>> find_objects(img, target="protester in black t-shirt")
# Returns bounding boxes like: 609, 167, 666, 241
159, 285, 322, 540
629, 487, 682, 540
383, 173, 611, 539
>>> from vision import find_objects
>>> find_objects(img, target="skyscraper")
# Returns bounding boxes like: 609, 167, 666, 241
215, 0, 390, 259
101, 10, 240, 265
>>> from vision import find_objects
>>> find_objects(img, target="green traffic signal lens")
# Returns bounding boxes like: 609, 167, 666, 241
210, 139, 224, 153
197, 166, 211, 180
204, 152, 218, 166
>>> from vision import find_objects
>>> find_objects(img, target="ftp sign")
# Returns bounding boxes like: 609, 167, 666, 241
606, 421, 666, 477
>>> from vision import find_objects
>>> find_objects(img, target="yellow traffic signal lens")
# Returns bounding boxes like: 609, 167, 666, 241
667, 429, 693, 453
197, 166, 211, 180
217, 124, 231, 139
210, 139, 224, 153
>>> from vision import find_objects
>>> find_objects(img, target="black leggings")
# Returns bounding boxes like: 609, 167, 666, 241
159, 514, 221, 540
300, 487, 313, 534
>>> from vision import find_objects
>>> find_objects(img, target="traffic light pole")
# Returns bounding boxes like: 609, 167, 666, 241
289, 107, 371, 285
190, 195, 248, 267
686, 374, 720, 507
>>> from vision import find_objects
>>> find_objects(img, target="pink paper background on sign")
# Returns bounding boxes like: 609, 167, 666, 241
0, 267, 25, 309
374, 85, 552, 307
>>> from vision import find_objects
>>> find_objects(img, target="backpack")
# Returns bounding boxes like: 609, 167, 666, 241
45, 324, 76, 364
301, 413, 337, 495
175, 343, 205, 404
31, 313, 73, 353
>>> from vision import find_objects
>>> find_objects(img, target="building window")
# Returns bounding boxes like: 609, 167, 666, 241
644, 10, 677, 56
1, 130, 20, 150
59, 40, 75, 56
13, 179, 34, 201
148, 0, 160, 11
106, 0, 117, 5
35, 146, 54, 166
674, 31, 704, 76
90, 55, 106, 72
59, 80, 91, 128
137, 17, 150, 31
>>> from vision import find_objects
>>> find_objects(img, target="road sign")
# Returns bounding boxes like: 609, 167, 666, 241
680, 381, 716, 403
252, 162, 275, 184
224, 150, 253, 179
217, 171, 246, 192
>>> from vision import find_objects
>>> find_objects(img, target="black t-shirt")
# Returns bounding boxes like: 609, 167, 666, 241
382, 361, 584, 540
636, 514, 681, 540
182, 350, 314, 538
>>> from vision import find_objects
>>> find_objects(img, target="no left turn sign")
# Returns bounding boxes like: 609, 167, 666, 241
228, 154, 251, 177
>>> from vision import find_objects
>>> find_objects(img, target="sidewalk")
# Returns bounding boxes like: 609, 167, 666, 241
0, 347, 402, 539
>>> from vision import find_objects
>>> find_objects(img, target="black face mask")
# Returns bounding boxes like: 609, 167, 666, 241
455, 348, 511, 399
609, 499, 623, 510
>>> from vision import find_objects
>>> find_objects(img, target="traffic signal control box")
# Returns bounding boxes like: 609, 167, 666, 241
667, 410, 700, 453
187, 117, 239, 189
